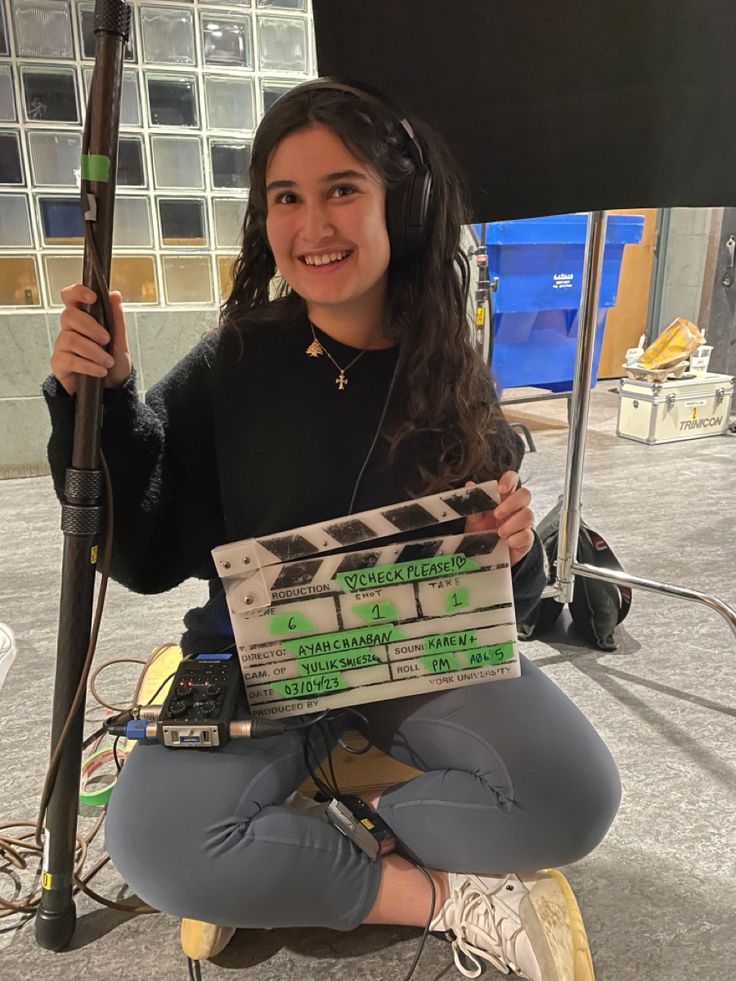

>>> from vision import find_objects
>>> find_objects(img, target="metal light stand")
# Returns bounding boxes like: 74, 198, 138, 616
470, 221, 497, 366
546, 211, 736, 640
470, 224, 537, 451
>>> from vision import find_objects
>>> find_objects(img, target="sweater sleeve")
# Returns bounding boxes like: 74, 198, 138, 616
42, 335, 226, 594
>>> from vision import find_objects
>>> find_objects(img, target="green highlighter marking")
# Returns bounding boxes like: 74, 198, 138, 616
421, 652, 462, 674
422, 629, 479, 654
420, 641, 516, 675
297, 650, 382, 676
336, 553, 481, 592
271, 672, 348, 700
269, 612, 316, 637
462, 642, 516, 667
445, 587, 471, 612
284, 623, 406, 658
351, 600, 399, 624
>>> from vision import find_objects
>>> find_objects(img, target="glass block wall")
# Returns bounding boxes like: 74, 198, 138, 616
0, 0, 316, 310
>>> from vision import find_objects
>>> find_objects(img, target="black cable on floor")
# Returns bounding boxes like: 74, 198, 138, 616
318, 719, 340, 791
301, 714, 438, 981
395, 846, 437, 981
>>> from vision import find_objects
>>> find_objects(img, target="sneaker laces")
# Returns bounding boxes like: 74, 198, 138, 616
442, 878, 525, 978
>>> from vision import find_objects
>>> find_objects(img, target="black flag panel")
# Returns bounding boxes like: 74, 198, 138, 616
312, 0, 736, 221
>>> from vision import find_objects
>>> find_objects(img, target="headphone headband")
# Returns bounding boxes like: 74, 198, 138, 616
290, 77, 426, 169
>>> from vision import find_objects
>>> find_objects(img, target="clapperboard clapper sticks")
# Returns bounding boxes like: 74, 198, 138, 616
212, 480, 520, 718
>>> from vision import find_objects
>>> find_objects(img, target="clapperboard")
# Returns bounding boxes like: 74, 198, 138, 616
212, 480, 519, 718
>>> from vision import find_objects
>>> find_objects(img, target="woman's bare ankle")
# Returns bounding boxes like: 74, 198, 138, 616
429, 868, 451, 917
362, 854, 450, 927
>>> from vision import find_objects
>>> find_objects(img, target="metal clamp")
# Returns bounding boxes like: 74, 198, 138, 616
722, 235, 735, 288
665, 393, 676, 410
715, 387, 726, 404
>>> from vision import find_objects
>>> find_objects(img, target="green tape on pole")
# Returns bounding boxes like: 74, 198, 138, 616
81, 153, 111, 182
336, 553, 481, 592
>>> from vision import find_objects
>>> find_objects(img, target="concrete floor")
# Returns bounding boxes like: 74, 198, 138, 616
1, 387, 735, 981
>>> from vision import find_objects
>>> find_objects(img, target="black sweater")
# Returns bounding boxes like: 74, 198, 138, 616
43, 308, 546, 655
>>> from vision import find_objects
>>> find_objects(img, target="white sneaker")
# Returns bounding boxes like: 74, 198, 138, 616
430, 868, 595, 980
0, 623, 17, 692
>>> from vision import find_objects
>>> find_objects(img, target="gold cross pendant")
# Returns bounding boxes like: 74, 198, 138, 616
306, 339, 324, 358
336, 371, 348, 390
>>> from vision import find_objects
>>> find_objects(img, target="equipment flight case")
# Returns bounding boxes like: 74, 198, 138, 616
617, 372, 734, 445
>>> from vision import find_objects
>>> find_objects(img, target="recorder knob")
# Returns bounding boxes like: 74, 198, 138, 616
167, 699, 189, 718
195, 699, 217, 718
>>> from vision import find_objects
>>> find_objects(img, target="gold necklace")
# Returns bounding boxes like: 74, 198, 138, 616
306, 321, 367, 391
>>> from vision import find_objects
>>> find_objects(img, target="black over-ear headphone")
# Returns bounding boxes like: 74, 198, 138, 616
276, 77, 433, 265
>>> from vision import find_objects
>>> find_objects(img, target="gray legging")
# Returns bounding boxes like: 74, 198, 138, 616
105, 655, 621, 930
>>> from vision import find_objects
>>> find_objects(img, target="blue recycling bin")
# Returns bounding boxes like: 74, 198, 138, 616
471, 214, 645, 393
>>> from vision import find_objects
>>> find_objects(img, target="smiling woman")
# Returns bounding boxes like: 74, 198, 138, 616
43, 77, 618, 981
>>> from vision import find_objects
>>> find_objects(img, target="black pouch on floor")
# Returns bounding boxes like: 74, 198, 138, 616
570, 526, 632, 651
518, 502, 632, 651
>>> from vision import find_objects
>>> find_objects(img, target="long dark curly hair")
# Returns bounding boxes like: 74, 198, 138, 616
219, 80, 521, 496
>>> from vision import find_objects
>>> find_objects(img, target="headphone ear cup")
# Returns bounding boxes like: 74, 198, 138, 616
387, 166, 433, 264
408, 165, 433, 253
386, 186, 407, 266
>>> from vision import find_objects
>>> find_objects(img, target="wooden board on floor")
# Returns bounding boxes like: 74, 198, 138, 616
298, 730, 423, 798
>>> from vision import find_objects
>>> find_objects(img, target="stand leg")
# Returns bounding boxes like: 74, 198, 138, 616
551, 211, 736, 643
573, 562, 736, 640
555, 212, 607, 603
510, 421, 536, 454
